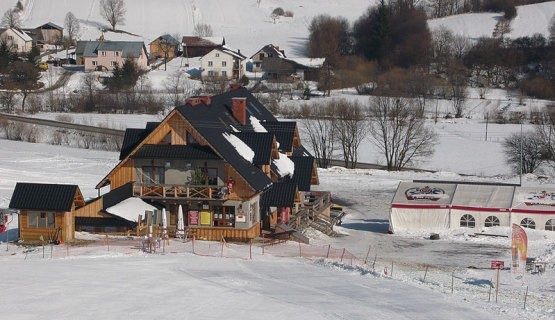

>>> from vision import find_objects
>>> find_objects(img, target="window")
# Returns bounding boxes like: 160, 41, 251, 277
101, 51, 106, 56
92, 60, 98, 66
111, 61, 117, 67
520, 218, 535, 229
546, 219, 555, 231
115, 51, 119, 56
212, 206, 235, 227
28, 212, 55, 228
206, 168, 218, 185
222, 61, 227, 67
208, 61, 213, 67
259, 53, 264, 60
215, 53, 220, 57
460, 214, 475, 228
208, 70, 215, 76
485, 216, 500, 227
221, 70, 227, 77
142, 166, 165, 184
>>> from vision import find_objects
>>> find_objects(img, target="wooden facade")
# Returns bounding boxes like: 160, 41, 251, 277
19, 209, 74, 243
190, 223, 260, 241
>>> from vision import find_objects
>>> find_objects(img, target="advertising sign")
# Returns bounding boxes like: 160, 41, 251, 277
511, 223, 528, 281
200, 211, 211, 226
491, 260, 504, 269
188, 210, 199, 226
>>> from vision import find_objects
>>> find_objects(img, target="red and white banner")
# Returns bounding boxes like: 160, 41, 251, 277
511, 223, 527, 282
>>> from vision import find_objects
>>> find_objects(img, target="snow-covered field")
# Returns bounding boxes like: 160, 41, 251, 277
0, 139, 554, 319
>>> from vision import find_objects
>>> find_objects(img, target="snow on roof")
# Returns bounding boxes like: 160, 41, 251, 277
223, 132, 254, 163
202, 36, 225, 45
512, 187, 555, 212
250, 116, 267, 133
286, 57, 325, 68
450, 184, 514, 209
392, 181, 457, 206
10, 28, 32, 42
105, 197, 157, 222
273, 152, 295, 178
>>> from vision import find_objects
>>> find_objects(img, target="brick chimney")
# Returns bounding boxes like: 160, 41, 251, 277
199, 95, 211, 105
185, 97, 201, 106
229, 83, 242, 91
232, 97, 247, 125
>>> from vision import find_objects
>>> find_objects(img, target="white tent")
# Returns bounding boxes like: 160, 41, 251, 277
511, 187, 555, 231
389, 182, 456, 233
450, 184, 513, 229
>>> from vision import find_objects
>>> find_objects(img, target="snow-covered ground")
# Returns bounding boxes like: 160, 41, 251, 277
0, 139, 553, 319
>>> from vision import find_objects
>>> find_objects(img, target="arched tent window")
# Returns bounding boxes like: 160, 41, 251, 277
460, 214, 475, 228
545, 219, 555, 231
485, 216, 500, 227
520, 218, 536, 229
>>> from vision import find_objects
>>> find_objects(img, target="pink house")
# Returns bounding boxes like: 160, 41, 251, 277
75, 41, 149, 71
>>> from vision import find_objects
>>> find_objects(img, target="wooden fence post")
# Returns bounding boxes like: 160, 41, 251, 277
299, 242, 302, 257
364, 245, 371, 264
340, 248, 346, 263
249, 239, 252, 260
326, 244, 331, 258
423, 266, 429, 282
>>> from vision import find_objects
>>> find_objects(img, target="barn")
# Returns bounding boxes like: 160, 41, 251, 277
389, 182, 457, 233
511, 188, 555, 231
450, 183, 514, 229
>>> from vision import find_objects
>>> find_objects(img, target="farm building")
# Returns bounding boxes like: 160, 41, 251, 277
389, 181, 555, 232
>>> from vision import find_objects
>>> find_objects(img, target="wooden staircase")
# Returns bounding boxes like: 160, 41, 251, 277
286, 191, 336, 237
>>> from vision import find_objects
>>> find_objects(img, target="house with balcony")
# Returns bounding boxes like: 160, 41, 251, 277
75, 40, 149, 71
92, 86, 328, 241
200, 47, 246, 81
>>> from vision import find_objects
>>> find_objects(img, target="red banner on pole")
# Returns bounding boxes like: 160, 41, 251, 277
511, 223, 527, 281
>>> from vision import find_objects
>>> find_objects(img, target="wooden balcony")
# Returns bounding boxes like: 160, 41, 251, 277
133, 183, 227, 201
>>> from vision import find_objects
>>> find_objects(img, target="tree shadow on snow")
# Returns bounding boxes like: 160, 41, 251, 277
340, 218, 389, 233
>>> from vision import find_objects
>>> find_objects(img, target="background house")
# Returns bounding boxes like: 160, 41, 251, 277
75, 40, 149, 71
262, 57, 326, 81
181, 36, 224, 58
200, 47, 246, 80
250, 44, 285, 73
24, 22, 63, 50
0, 28, 33, 53
149, 34, 180, 59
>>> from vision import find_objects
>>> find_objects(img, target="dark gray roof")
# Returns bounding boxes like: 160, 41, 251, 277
260, 182, 296, 208
133, 144, 221, 160
261, 121, 296, 152
9, 183, 79, 212
232, 132, 273, 165
76, 41, 146, 58
151, 34, 180, 46
76, 216, 135, 228
102, 182, 133, 210
289, 155, 315, 192
119, 128, 154, 160
37, 22, 63, 30
176, 88, 276, 192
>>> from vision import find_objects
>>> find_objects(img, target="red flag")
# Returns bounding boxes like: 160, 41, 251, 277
511, 223, 528, 281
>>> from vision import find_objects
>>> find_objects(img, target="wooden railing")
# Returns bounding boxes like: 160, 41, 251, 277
133, 183, 226, 200
287, 191, 332, 232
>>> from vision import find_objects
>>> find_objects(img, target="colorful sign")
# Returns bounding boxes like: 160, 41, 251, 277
235, 210, 246, 223
188, 211, 199, 226
491, 260, 504, 269
405, 186, 448, 201
511, 224, 528, 281
200, 211, 211, 226
524, 190, 555, 206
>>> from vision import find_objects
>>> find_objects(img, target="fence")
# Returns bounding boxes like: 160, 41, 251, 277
4, 237, 552, 314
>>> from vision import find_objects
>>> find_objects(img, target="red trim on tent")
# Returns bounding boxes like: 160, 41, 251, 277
391, 204, 449, 209
511, 208, 555, 215
450, 206, 510, 212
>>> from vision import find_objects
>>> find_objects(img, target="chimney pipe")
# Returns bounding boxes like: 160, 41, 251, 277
232, 97, 247, 125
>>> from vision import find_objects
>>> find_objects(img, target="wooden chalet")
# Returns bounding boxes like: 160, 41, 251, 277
262, 57, 326, 81
94, 86, 328, 241
149, 34, 180, 59
9, 183, 85, 243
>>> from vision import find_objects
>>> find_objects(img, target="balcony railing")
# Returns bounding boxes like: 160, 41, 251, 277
133, 183, 227, 200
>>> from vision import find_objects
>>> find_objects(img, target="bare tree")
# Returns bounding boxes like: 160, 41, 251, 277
367, 96, 437, 171
301, 102, 336, 168
1, 9, 20, 28
99, 0, 126, 31
492, 19, 512, 40
64, 12, 80, 46
332, 99, 370, 168
447, 62, 468, 118
503, 131, 546, 174
163, 71, 194, 106
194, 23, 213, 37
